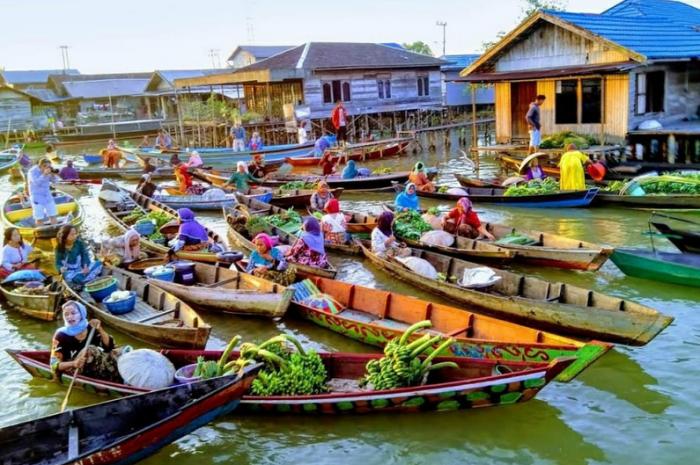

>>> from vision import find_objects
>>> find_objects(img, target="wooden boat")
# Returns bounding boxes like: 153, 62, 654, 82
610, 248, 700, 288
356, 239, 673, 345
0, 365, 259, 465
77, 166, 174, 180
157, 192, 239, 211
398, 231, 517, 267
66, 266, 211, 349
123, 260, 294, 318
0, 147, 20, 173
125, 141, 316, 163
1, 190, 85, 240
52, 179, 101, 197
284, 139, 412, 166
291, 275, 611, 381
8, 348, 573, 413
454, 174, 503, 188
224, 205, 339, 278
496, 154, 643, 181
98, 182, 228, 263
593, 192, 700, 209
394, 182, 599, 208
346, 213, 380, 235
0, 280, 65, 321
262, 170, 437, 191
650, 214, 700, 253
82, 153, 104, 164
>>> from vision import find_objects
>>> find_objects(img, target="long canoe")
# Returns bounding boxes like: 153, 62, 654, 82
650, 215, 700, 253
124, 141, 316, 163
0, 279, 65, 321
496, 154, 651, 181
8, 348, 573, 414
394, 182, 599, 208
0, 147, 20, 173
77, 166, 174, 180
262, 169, 438, 191
346, 213, 380, 235
224, 205, 339, 278
0, 366, 258, 465
123, 260, 294, 318
1, 190, 85, 240
398, 231, 517, 267
98, 182, 228, 263
284, 139, 412, 166
66, 266, 211, 349
156, 192, 240, 211
593, 192, 700, 209
290, 275, 611, 381
356, 239, 672, 345
610, 248, 700, 288
454, 174, 503, 188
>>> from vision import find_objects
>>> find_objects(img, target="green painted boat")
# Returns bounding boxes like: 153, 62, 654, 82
610, 248, 700, 288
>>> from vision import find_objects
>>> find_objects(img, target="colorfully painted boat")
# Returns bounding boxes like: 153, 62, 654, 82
98, 182, 228, 263
394, 183, 599, 208
290, 275, 611, 381
81, 153, 104, 164
123, 260, 294, 318
0, 147, 21, 173
77, 166, 174, 180
66, 266, 211, 349
0, 365, 259, 465
262, 169, 438, 191
284, 139, 412, 166
610, 248, 700, 288
397, 231, 517, 268
1, 190, 85, 240
0, 280, 65, 321
8, 349, 573, 414
650, 214, 700, 253
356, 239, 673, 345
125, 141, 316, 163
224, 205, 339, 278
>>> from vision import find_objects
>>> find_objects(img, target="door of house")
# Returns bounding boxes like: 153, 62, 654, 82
511, 81, 537, 141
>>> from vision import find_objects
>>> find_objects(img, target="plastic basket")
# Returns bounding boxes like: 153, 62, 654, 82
104, 291, 136, 315
174, 363, 202, 384
85, 276, 118, 302
133, 221, 156, 236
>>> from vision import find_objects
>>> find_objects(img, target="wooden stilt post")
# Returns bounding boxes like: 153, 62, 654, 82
471, 85, 479, 175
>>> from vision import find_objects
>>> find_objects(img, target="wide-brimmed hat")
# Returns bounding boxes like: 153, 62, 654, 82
518, 152, 549, 175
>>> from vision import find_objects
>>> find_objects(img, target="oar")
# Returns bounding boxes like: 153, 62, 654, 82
60, 324, 97, 413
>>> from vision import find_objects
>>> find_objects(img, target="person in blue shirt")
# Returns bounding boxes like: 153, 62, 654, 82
394, 182, 421, 212
231, 124, 246, 152
155, 130, 172, 149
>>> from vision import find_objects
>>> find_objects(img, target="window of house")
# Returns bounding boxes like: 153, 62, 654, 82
342, 82, 351, 102
378, 80, 392, 99
417, 76, 430, 96
555, 79, 578, 124
636, 71, 665, 114
322, 83, 332, 104
324, 80, 351, 104
581, 79, 602, 124
385, 81, 391, 99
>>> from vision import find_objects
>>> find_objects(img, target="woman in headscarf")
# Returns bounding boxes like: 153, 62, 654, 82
100, 228, 144, 267
174, 162, 194, 194
321, 199, 347, 245
55, 225, 103, 289
50, 300, 123, 383
341, 160, 359, 179
58, 160, 79, 181
141, 157, 157, 174
245, 233, 296, 286
394, 182, 421, 212
524, 157, 546, 182
248, 132, 264, 150
223, 161, 265, 191
408, 161, 435, 192
168, 208, 222, 258
286, 216, 328, 269
187, 151, 204, 168
1, 227, 37, 279
441, 197, 495, 240
371, 211, 411, 259
135, 173, 159, 198
319, 150, 337, 176
309, 181, 334, 213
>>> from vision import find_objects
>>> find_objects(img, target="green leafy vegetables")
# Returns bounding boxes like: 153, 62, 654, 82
394, 210, 433, 241
504, 178, 559, 197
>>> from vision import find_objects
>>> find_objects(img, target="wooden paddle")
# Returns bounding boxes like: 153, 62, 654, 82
60, 324, 97, 413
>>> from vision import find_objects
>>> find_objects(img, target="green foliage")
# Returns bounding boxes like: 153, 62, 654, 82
504, 178, 559, 196
245, 216, 271, 238
600, 180, 627, 193
482, 0, 567, 51
394, 210, 433, 241
180, 93, 239, 122
402, 41, 434, 56
539, 131, 594, 149
240, 112, 263, 123
280, 181, 318, 190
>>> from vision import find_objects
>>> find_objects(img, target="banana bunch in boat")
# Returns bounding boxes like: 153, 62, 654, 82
359, 321, 457, 391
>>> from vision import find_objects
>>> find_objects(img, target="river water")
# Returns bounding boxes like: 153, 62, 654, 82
0, 138, 698, 465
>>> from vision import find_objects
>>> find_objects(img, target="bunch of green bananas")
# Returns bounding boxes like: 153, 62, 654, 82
359, 321, 458, 391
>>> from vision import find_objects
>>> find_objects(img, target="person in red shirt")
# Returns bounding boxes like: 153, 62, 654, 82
331, 101, 348, 147
319, 151, 337, 176
441, 197, 495, 240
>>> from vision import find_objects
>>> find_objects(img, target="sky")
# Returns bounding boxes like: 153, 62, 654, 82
2, 0, 700, 74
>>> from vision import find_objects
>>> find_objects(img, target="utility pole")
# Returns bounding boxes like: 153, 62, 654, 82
208, 48, 220, 68
436, 21, 447, 57
59, 45, 71, 72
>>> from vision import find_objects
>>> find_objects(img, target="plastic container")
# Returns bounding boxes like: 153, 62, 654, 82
85, 276, 118, 302
144, 265, 175, 282
104, 291, 136, 315
174, 363, 202, 384
216, 251, 244, 264
169, 260, 196, 286
586, 162, 606, 181
133, 221, 156, 236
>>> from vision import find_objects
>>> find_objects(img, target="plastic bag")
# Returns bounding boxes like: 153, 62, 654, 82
394, 256, 438, 280
117, 349, 176, 389
446, 188, 469, 196
422, 212, 445, 231
459, 267, 501, 289
420, 230, 454, 247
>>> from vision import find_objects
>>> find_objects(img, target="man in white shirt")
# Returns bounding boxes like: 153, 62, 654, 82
297, 121, 308, 144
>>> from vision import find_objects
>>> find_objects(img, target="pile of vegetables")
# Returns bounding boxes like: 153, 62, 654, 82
359, 321, 457, 390
121, 208, 173, 241
436, 272, 458, 283
426, 207, 441, 216
266, 208, 303, 233
504, 178, 559, 197
539, 131, 597, 150
280, 181, 318, 191
245, 216, 271, 238
600, 180, 627, 192
16, 283, 52, 295
438, 186, 450, 194
372, 168, 393, 175
639, 172, 700, 195
394, 210, 433, 241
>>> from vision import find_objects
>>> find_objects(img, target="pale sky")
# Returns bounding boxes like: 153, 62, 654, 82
3, 0, 700, 74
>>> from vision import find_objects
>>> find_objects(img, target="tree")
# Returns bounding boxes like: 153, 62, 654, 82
482, 0, 567, 51
402, 41, 434, 56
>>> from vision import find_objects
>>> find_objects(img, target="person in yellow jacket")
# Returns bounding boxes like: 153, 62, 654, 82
558, 144, 591, 190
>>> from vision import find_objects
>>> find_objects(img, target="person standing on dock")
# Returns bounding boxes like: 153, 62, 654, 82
526, 95, 546, 155
331, 101, 348, 148
298, 121, 309, 144
231, 123, 246, 152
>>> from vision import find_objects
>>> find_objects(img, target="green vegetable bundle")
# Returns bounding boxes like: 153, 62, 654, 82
245, 216, 271, 238
122, 208, 145, 225
600, 180, 627, 193
438, 186, 449, 194
504, 178, 559, 197
372, 167, 393, 175
394, 210, 433, 241
280, 181, 318, 191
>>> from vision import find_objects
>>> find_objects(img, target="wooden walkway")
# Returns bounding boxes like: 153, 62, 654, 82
397, 117, 495, 136
469, 144, 622, 157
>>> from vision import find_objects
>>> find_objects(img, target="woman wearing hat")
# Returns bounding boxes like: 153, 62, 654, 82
441, 198, 495, 240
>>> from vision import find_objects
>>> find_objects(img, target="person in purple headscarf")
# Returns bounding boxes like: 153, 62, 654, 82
371, 211, 411, 259
59, 160, 79, 181
168, 208, 224, 258
441, 197, 495, 240
286, 216, 328, 269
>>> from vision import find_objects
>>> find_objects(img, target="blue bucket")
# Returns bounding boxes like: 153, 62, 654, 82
104, 291, 136, 315
85, 276, 118, 303
144, 265, 175, 282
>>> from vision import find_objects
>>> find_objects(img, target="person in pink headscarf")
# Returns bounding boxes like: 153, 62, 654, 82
245, 233, 295, 285
441, 197, 495, 240
100, 228, 143, 266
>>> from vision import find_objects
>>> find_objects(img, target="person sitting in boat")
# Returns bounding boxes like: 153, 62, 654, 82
247, 132, 264, 151
341, 160, 359, 180
223, 161, 265, 191
55, 225, 103, 289
173, 162, 204, 195
441, 198, 495, 241
286, 216, 328, 270
249, 154, 266, 179
314, 135, 331, 158
107, 139, 117, 151
321, 199, 347, 245
45, 144, 58, 161
169, 153, 183, 166
245, 233, 296, 286
58, 160, 79, 181
142, 156, 157, 174
167, 208, 223, 259
524, 157, 546, 182
28, 158, 59, 226
309, 181, 334, 213
155, 130, 172, 150
394, 182, 421, 213
101, 147, 121, 169
50, 300, 123, 383
408, 162, 436, 193
559, 143, 591, 191
319, 150, 337, 176
100, 228, 145, 267
137, 135, 151, 149
187, 151, 204, 168
135, 173, 159, 198
1, 227, 37, 279
371, 211, 411, 259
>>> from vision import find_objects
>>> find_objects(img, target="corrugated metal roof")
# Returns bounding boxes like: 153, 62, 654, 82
380, 43, 406, 50
156, 69, 230, 87
63, 79, 149, 99
544, 0, 700, 59
1, 69, 80, 84
454, 62, 638, 83
227, 45, 295, 62
441, 54, 481, 71
22, 88, 76, 103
